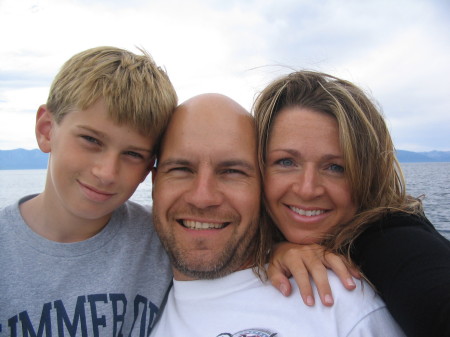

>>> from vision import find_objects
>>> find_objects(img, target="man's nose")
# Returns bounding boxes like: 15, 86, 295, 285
184, 170, 223, 209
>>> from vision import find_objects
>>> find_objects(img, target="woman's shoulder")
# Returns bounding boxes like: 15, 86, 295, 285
374, 211, 433, 229
357, 212, 447, 246
351, 212, 450, 337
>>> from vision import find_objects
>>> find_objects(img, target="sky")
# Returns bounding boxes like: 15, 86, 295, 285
0, 0, 449, 152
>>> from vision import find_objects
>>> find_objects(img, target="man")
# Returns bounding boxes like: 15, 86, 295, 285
150, 93, 404, 336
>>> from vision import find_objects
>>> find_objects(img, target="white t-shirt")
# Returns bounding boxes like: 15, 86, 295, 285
151, 268, 405, 337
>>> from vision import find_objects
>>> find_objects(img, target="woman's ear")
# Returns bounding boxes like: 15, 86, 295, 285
35, 105, 54, 153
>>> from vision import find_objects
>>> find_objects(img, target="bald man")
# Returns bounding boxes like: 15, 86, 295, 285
150, 94, 405, 337
151, 93, 269, 282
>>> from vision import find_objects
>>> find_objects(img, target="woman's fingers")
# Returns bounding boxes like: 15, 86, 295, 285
323, 252, 358, 290
267, 242, 360, 306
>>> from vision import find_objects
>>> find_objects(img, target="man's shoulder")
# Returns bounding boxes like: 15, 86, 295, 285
304, 270, 386, 312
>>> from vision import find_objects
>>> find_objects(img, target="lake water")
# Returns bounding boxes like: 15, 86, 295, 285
1, 162, 449, 240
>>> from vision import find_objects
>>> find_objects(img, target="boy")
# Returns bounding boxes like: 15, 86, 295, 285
0, 46, 177, 337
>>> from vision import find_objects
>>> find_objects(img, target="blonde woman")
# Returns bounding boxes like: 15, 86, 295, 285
256, 71, 450, 337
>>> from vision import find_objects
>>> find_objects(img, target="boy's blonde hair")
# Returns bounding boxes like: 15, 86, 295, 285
47, 46, 177, 141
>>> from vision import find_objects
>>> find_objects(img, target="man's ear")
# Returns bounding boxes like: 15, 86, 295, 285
140, 157, 156, 183
150, 167, 157, 199
35, 105, 54, 153
151, 166, 157, 184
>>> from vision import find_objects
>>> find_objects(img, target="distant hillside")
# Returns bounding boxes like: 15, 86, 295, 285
1, 148, 449, 170
396, 150, 450, 163
0, 149, 49, 169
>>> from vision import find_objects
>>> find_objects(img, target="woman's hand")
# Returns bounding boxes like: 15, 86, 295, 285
267, 242, 361, 306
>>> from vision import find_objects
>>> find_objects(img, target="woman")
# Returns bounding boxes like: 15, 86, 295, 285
255, 71, 450, 337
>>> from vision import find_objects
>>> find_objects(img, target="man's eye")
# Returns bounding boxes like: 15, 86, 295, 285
169, 167, 191, 173
223, 169, 245, 175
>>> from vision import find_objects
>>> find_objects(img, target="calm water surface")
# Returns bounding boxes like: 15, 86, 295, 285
1, 163, 449, 239
401, 162, 450, 239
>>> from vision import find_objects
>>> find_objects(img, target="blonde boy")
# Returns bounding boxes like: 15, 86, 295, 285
0, 46, 177, 336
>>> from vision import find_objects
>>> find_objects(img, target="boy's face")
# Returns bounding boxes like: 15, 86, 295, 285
36, 99, 155, 224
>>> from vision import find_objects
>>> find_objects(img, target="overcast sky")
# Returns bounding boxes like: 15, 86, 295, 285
1, 0, 449, 151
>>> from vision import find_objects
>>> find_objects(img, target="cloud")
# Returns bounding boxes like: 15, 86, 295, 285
0, 0, 449, 151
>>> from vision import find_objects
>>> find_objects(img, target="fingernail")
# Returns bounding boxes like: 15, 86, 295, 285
306, 296, 314, 306
280, 284, 288, 296
325, 294, 334, 305
347, 278, 356, 287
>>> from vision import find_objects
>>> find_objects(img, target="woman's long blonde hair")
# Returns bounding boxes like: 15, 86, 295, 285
254, 70, 423, 257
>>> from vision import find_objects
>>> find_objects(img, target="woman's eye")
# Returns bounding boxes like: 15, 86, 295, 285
329, 164, 344, 173
276, 158, 294, 167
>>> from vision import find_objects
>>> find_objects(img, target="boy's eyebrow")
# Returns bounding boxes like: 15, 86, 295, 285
77, 125, 152, 153
77, 125, 104, 136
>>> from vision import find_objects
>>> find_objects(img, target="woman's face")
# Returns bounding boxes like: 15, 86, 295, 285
264, 106, 357, 244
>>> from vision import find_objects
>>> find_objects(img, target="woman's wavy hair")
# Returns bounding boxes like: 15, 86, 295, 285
253, 70, 423, 257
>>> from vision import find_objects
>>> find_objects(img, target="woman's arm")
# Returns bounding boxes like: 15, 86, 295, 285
268, 242, 360, 306
268, 213, 450, 336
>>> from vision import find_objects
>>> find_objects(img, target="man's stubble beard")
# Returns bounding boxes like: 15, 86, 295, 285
152, 208, 259, 280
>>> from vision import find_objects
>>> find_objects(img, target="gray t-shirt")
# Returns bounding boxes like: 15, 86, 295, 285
0, 195, 172, 337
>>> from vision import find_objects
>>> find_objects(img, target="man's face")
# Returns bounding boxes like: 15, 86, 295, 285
152, 96, 261, 280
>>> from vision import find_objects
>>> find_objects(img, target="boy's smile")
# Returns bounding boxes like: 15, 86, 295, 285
77, 180, 117, 202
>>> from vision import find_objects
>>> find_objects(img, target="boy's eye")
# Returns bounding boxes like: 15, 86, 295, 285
124, 151, 144, 159
81, 135, 100, 145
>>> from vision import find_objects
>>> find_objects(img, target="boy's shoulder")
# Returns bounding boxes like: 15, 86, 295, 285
112, 200, 154, 230
119, 200, 152, 218
0, 196, 32, 225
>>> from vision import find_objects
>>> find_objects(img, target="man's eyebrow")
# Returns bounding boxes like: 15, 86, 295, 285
157, 158, 191, 168
219, 160, 256, 171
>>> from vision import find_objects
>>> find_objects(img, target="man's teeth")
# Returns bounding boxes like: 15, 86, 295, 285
182, 220, 226, 230
290, 206, 325, 217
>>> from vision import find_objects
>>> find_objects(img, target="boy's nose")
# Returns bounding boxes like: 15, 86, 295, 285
92, 153, 120, 184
